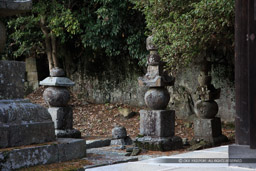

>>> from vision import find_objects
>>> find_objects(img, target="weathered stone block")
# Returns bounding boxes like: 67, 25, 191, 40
55, 129, 81, 138
7, 122, 55, 148
0, 122, 56, 148
0, 61, 25, 99
135, 136, 182, 151
110, 136, 133, 145
0, 138, 86, 170
25, 80, 38, 89
25, 57, 37, 72
58, 138, 86, 161
48, 107, 73, 129
86, 139, 111, 149
0, 144, 58, 170
193, 117, 222, 140
146, 65, 163, 79
140, 110, 175, 137
0, 0, 32, 17
0, 99, 56, 148
40, 77, 75, 87
27, 71, 38, 81
138, 75, 174, 88
112, 126, 127, 139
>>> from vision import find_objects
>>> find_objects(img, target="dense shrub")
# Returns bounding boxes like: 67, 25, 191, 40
2, 0, 147, 66
132, 0, 235, 71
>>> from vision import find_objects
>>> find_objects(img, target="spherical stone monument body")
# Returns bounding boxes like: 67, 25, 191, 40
194, 100, 218, 119
43, 87, 70, 107
144, 88, 170, 110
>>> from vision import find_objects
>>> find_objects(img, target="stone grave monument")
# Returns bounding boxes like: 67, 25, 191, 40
0, 1, 86, 170
0, 61, 56, 148
135, 36, 182, 151
40, 67, 81, 138
193, 60, 228, 144
0, 0, 56, 149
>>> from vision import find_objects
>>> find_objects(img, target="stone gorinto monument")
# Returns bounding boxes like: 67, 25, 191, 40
193, 60, 228, 144
136, 36, 182, 151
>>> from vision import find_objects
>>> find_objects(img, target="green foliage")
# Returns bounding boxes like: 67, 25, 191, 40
132, 0, 235, 71
4, 0, 147, 66
4, 16, 43, 59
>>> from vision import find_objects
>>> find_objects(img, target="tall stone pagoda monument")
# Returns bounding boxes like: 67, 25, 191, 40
136, 36, 182, 151
193, 60, 228, 144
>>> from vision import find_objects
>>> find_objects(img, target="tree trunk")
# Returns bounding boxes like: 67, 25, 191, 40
40, 15, 53, 71
51, 33, 58, 68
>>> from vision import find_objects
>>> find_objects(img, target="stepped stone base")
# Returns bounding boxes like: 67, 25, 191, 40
135, 136, 182, 151
49, 107, 73, 129
0, 138, 86, 170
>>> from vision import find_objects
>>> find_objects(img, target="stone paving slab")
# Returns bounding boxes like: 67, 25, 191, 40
84, 147, 138, 169
86, 163, 256, 171
85, 145, 255, 171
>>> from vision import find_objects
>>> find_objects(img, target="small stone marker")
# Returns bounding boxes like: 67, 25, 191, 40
111, 126, 133, 145
40, 67, 81, 138
112, 126, 127, 139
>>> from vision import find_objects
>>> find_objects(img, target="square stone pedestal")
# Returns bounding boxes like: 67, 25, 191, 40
135, 110, 182, 151
140, 110, 175, 137
48, 107, 81, 138
193, 117, 228, 144
229, 144, 256, 169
